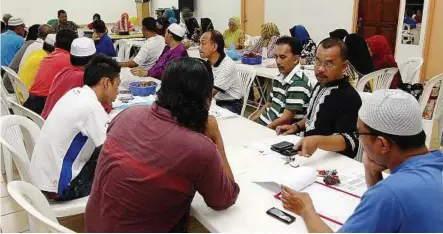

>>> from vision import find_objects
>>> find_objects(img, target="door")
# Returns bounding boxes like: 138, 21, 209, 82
242, 0, 265, 36
357, 0, 400, 51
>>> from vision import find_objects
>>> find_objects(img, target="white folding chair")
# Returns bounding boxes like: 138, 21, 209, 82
0, 73, 19, 105
1, 98, 12, 178
1, 66, 29, 104
419, 73, 443, 147
419, 73, 443, 115
236, 64, 256, 117
356, 68, 399, 92
7, 98, 45, 128
398, 57, 424, 84
7, 181, 74, 233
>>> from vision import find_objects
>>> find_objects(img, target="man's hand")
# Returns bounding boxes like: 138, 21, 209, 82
205, 115, 221, 143
130, 67, 148, 77
295, 136, 319, 157
276, 125, 298, 135
363, 153, 387, 174
281, 185, 315, 217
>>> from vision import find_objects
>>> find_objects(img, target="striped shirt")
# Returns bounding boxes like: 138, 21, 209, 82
212, 53, 242, 101
258, 64, 311, 125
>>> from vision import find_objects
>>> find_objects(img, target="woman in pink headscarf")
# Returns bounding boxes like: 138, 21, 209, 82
112, 13, 135, 33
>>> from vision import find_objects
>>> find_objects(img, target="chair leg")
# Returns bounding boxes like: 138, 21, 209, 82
2, 145, 14, 182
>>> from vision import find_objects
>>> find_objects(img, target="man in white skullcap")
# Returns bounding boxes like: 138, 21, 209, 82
30, 54, 120, 201
0, 16, 25, 66
131, 23, 188, 78
280, 89, 443, 233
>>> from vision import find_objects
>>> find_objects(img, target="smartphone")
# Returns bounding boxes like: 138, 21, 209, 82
271, 141, 296, 156
266, 207, 296, 224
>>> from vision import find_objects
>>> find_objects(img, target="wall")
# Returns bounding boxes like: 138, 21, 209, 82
423, 0, 443, 80
194, 0, 241, 32
1, 0, 137, 25
150, 0, 179, 12
264, 0, 355, 44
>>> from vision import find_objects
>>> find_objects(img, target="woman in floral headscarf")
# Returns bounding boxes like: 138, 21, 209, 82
112, 12, 135, 33
366, 35, 403, 89
245, 22, 280, 58
289, 25, 316, 64
223, 16, 245, 49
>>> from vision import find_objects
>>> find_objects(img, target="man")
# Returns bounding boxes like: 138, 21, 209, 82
131, 23, 188, 79
278, 38, 361, 158
52, 10, 79, 33
41, 37, 99, 119
281, 89, 443, 232
250, 36, 311, 129
19, 24, 54, 70
199, 30, 243, 114
30, 55, 120, 201
18, 34, 56, 102
0, 16, 25, 66
119, 17, 165, 69
404, 8, 417, 29
92, 20, 116, 57
85, 57, 239, 232
1, 21, 6, 34
24, 29, 77, 115
9, 24, 41, 73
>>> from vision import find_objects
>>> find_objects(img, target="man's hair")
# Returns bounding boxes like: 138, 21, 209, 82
142, 17, 157, 33
92, 20, 106, 33
366, 124, 426, 151
55, 29, 77, 51
157, 58, 214, 133
317, 38, 348, 60
26, 24, 40, 41
206, 30, 224, 55
275, 36, 303, 55
37, 24, 53, 39
58, 10, 66, 17
93, 13, 101, 20
71, 54, 95, 67
84, 54, 121, 87
1, 21, 5, 32
167, 29, 184, 41
42, 42, 55, 53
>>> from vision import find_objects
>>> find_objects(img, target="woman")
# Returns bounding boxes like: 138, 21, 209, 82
344, 34, 374, 87
223, 16, 245, 49
366, 35, 403, 89
329, 28, 349, 41
87, 13, 101, 30
156, 17, 170, 37
246, 23, 280, 58
112, 13, 134, 33
289, 25, 316, 64
163, 9, 177, 24
182, 8, 199, 39
191, 18, 213, 43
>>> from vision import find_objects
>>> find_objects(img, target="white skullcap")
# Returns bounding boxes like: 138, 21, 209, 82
44, 34, 56, 46
7, 17, 24, 26
359, 89, 423, 136
167, 23, 186, 38
70, 37, 96, 57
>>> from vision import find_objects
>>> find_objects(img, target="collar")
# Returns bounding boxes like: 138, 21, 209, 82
82, 85, 99, 101
391, 150, 442, 174
277, 63, 303, 84
54, 48, 70, 55
213, 52, 226, 67
69, 65, 85, 71
322, 76, 349, 87
36, 38, 44, 44
6, 30, 18, 36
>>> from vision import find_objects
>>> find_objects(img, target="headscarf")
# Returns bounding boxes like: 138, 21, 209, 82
185, 18, 199, 38
329, 29, 349, 41
201, 18, 213, 33
224, 16, 244, 48
164, 9, 177, 24
261, 23, 280, 47
119, 13, 131, 31
229, 16, 241, 30
26, 24, 40, 41
344, 33, 374, 75
156, 17, 170, 36
289, 25, 311, 46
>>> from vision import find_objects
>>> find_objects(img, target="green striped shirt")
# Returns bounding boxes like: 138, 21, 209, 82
258, 65, 311, 126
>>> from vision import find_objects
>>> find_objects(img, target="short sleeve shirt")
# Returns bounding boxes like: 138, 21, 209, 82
133, 35, 165, 69
212, 53, 242, 101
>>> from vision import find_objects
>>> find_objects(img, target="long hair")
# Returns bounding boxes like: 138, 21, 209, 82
345, 33, 374, 75
156, 58, 214, 133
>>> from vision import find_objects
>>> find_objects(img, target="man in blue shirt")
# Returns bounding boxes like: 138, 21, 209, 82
93, 20, 116, 57
1, 16, 25, 66
280, 89, 443, 233
404, 9, 417, 29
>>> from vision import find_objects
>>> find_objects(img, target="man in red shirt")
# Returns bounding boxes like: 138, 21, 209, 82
42, 37, 103, 119
85, 58, 240, 232
23, 29, 77, 114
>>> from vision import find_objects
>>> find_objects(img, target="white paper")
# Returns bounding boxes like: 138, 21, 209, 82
243, 135, 302, 156
209, 104, 239, 120
253, 166, 317, 193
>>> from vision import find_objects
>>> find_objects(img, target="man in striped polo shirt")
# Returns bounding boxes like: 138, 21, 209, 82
251, 36, 311, 129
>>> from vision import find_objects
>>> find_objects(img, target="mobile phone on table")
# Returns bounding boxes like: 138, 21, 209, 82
271, 141, 297, 156
266, 207, 296, 224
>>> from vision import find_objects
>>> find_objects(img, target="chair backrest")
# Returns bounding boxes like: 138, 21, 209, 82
0, 115, 40, 183
7, 181, 74, 233
419, 73, 443, 119
1, 66, 29, 103
7, 98, 45, 128
403, 23, 411, 32
356, 68, 399, 92
236, 64, 256, 117
398, 57, 424, 84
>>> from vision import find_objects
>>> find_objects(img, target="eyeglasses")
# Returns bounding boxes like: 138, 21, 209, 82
353, 131, 382, 139
314, 59, 337, 69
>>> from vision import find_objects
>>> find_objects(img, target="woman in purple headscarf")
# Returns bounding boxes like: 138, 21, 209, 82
289, 25, 317, 65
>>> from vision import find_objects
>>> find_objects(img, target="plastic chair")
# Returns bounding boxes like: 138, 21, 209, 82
419, 73, 443, 115
0, 116, 89, 218
1, 69, 19, 104
1, 98, 12, 178
7, 98, 45, 128
398, 57, 424, 84
1, 66, 29, 104
236, 64, 256, 117
7, 181, 74, 233
356, 68, 399, 92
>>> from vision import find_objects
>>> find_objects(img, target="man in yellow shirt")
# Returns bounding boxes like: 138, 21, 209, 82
18, 34, 55, 102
